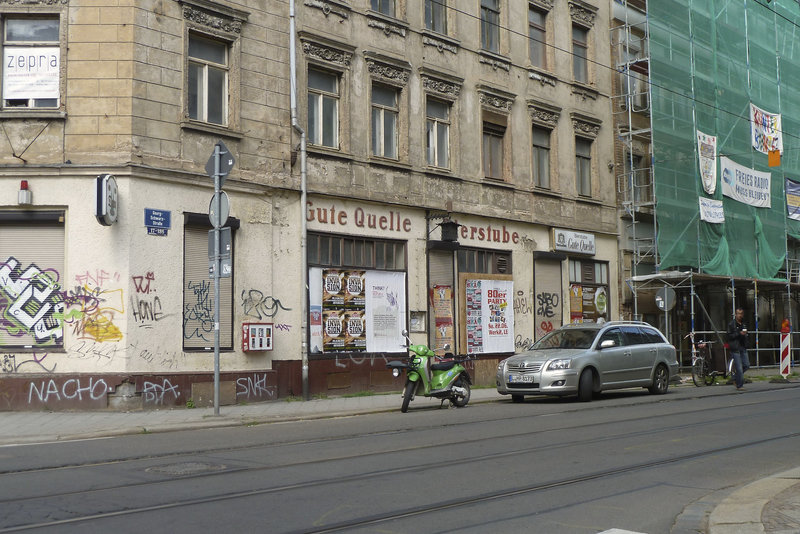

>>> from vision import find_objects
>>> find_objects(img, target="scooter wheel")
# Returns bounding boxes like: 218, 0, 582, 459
401, 381, 415, 413
451, 377, 471, 407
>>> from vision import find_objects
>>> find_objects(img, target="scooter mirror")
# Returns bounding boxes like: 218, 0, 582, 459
401, 329, 409, 337
443, 344, 451, 351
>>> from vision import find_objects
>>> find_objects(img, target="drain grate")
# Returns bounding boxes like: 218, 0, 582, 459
146, 461, 227, 476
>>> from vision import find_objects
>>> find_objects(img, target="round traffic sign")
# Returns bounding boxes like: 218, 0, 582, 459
655, 287, 676, 311
208, 191, 230, 227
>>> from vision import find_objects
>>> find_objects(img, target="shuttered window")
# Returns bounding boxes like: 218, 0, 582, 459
0, 212, 65, 348
183, 224, 233, 350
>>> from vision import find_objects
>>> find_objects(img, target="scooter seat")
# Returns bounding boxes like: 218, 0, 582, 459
430, 361, 457, 371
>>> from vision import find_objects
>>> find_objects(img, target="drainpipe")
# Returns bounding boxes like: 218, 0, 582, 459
289, 0, 309, 400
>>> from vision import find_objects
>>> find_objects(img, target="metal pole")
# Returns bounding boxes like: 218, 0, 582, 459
213, 144, 221, 416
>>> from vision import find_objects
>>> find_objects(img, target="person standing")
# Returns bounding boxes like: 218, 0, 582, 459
727, 307, 750, 390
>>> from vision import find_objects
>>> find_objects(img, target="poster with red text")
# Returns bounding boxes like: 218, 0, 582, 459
465, 279, 514, 354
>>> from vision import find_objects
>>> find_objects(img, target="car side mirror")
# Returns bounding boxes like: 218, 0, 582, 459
599, 339, 616, 349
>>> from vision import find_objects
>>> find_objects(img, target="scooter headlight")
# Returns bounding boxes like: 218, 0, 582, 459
392, 368, 400, 378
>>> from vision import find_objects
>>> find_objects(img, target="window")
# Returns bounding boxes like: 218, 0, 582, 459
483, 122, 505, 180
188, 34, 228, 126
532, 126, 550, 188
572, 25, 588, 83
458, 248, 511, 274
372, 0, 395, 17
598, 328, 625, 348
426, 98, 450, 168
528, 7, 546, 69
0, 212, 65, 349
569, 259, 609, 323
625, 153, 652, 204
308, 69, 339, 148
425, 0, 447, 33
480, 0, 500, 53
183, 222, 234, 350
2, 17, 60, 109
576, 137, 592, 196
308, 234, 406, 270
371, 84, 398, 159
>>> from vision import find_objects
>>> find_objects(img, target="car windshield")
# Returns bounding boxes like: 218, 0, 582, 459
532, 328, 598, 350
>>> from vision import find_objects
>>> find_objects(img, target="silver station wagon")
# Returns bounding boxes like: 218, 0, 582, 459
496, 321, 679, 402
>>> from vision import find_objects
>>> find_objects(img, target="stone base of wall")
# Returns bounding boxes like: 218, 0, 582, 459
0, 370, 277, 411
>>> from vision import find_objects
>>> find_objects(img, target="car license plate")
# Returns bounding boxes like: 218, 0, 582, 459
508, 374, 533, 383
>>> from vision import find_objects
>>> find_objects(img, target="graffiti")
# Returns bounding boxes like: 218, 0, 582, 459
0, 257, 65, 344
136, 347, 185, 370
335, 353, 390, 369
132, 272, 155, 294
236, 373, 274, 400
143, 378, 180, 405
514, 290, 533, 316
539, 320, 554, 334
67, 341, 128, 367
536, 292, 559, 319
275, 323, 292, 332
241, 290, 292, 320
1, 352, 56, 373
184, 280, 214, 341
515, 335, 534, 351
28, 377, 108, 404
131, 295, 164, 327
74, 269, 120, 288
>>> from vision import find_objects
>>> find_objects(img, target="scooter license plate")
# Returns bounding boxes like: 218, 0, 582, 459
508, 374, 534, 383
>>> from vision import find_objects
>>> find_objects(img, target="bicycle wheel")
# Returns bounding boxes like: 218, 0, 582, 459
692, 357, 707, 387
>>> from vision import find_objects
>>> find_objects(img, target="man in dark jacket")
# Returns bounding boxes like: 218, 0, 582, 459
727, 307, 750, 390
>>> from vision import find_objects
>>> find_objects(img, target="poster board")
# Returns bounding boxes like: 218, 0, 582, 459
458, 273, 514, 354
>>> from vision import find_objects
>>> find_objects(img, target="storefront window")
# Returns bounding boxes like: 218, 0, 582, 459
568, 259, 609, 323
308, 232, 407, 355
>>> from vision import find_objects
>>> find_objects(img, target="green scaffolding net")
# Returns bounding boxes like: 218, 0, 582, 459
649, 0, 800, 279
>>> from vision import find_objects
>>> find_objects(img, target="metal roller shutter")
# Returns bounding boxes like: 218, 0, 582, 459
183, 226, 233, 350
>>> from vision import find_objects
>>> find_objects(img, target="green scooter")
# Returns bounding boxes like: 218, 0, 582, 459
387, 330, 472, 413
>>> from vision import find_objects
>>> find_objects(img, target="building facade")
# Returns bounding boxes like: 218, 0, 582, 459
0, 0, 617, 410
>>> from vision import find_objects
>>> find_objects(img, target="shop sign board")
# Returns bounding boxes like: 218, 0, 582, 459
553, 228, 596, 255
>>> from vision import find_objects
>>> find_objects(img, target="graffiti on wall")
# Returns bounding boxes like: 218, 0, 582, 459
0, 257, 65, 345
241, 290, 292, 320
183, 280, 214, 341
131, 272, 166, 329
142, 378, 180, 405
236, 373, 275, 400
28, 377, 109, 404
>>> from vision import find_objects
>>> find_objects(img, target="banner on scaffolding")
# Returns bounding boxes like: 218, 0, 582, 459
750, 103, 783, 155
720, 156, 772, 208
699, 197, 724, 224
786, 178, 800, 221
697, 130, 717, 194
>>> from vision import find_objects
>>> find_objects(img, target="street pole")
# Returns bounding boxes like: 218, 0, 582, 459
213, 144, 221, 416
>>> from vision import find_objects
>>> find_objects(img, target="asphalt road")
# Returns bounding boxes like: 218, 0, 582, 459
2, 382, 799, 534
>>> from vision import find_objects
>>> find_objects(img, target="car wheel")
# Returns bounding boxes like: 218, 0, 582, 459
648, 364, 669, 395
511, 394, 524, 403
577, 369, 593, 402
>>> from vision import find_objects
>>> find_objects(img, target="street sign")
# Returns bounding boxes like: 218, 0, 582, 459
205, 140, 235, 185
208, 257, 232, 278
144, 208, 171, 228
208, 227, 232, 259
655, 287, 676, 311
208, 191, 230, 228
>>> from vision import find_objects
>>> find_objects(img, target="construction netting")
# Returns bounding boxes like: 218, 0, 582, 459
649, 0, 800, 279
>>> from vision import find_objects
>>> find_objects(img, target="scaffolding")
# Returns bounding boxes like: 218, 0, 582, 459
612, 0, 800, 371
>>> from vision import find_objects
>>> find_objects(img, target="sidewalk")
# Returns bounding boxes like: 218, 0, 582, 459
2, 378, 799, 534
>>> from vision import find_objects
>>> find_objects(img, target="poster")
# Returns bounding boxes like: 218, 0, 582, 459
312, 269, 405, 353
2, 47, 60, 99
465, 279, 483, 354
787, 179, 800, 221
750, 103, 783, 155
432, 285, 455, 354
464, 278, 514, 354
569, 284, 583, 323
720, 156, 771, 208
699, 197, 724, 224
697, 130, 717, 194
365, 271, 406, 353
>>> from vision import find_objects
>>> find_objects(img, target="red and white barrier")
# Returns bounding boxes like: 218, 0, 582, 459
780, 332, 791, 378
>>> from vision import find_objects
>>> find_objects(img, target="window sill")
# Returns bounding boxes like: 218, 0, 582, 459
570, 81, 600, 100
534, 187, 562, 199
181, 120, 244, 139
528, 66, 558, 87
308, 145, 353, 162
575, 195, 603, 206
369, 156, 412, 171
366, 10, 409, 38
478, 50, 511, 72
482, 177, 515, 189
0, 110, 66, 120
421, 29, 460, 54
424, 166, 456, 180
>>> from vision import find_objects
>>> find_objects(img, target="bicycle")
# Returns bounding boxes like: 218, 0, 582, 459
686, 333, 735, 387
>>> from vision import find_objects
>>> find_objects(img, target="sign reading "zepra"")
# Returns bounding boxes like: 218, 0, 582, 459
552, 228, 596, 255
